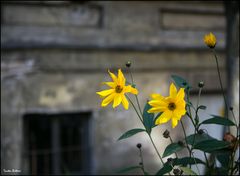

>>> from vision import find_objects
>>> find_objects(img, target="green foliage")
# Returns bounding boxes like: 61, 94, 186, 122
200, 115, 235, 126
214, 150, 231, 168
162, 143, 185, 158
186, 133, 214, 146
118, 128, 145, 141
155, 162, 172, 175
171, 75, 191, 89
174, 157, 205, 166
194, 139, 230, 153
179, 166, 197, 175
143, 102, 155, 134
116, 166, 141, 173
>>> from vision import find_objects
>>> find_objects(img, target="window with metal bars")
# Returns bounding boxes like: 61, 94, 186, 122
23, 112, 92, 175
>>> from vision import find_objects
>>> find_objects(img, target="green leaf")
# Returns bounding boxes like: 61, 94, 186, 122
215, 150, 231, 168
171, 75, 191, 89
194, 139, 230, 153
174, 157, 205, 166
143, 102, 155, 134
179, 166, 197, 175
162, 143, 185, 158
118, 128, 145, 141
116, 166, 141, 173
186, 133, 214, 146
156, 163, 172, 175
200, 115, 235, 126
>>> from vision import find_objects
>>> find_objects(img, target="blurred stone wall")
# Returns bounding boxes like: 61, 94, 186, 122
1, 1, 227, 175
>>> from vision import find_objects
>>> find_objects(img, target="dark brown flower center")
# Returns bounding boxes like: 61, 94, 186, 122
115, 85, 123, 93
168, 102, 176, 111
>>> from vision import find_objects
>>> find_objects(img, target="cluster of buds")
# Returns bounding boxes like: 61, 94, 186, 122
173, 168, 183, 175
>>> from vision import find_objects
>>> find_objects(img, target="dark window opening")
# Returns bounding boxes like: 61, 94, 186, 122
23, 112, 92, 175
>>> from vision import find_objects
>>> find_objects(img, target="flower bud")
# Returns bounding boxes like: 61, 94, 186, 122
223, 132, 237, 150
178, 141, 184, 147
136, 143, 142, 149
139, 162, 143, 165
198, 81, 204, 88
198, 129, 204, 134
229, 107, 233, 111
167, 157, 173, 164
126, 61, 131, 68
163, 129, 170, 138
204, 32, 217, 49
173, 168, 182, 175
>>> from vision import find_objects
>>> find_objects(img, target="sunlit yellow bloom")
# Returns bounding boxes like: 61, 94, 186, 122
204, 32, 216, 48
96, 69, 138, 109
148, 83, 186, 128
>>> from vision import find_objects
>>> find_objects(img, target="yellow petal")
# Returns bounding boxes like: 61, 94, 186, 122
113, 93, 122, 108
96, 89, 114, 98
171, 117, 178, 128
124, 85, 138, 95
101, 93, 116, 107
173, 109, 186, 120
147, 107, 166, 113
170, 83, 177, 98
176, 88, 185, 100
155, 110, 172, 125
108, 70, 117, 83
117, 69, 126, 86
102, 82, 116, 88
148, 99, 167, 107
121, 94, 129, 110
151, 93, 164, 100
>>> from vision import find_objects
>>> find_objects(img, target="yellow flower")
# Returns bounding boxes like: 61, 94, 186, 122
204, 32, 216, 48
96, 69, 138, 109
148, 83, 186, 128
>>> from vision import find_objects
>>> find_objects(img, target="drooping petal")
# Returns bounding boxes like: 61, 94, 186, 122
102, 82, 116, 88
124, 85, 138, 95
96, 89, 114, 98
155, 110, 172, 125
113, 93, 122, 108
101, 93, 116, 107
171, 117, 178, 128
176, 88, 185, 100
108, 70, 117, 83
121, 94, 129, 110
148, 107, 166, 113
169, 83, 177, 98
148, 99, 168, 107
151, 93, 164, 100
117, 69, 126, 86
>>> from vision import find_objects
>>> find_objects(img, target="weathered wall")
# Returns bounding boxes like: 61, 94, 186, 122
1, 1, 227, 175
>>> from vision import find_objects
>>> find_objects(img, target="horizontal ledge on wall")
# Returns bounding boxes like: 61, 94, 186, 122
1, 42, 225, 52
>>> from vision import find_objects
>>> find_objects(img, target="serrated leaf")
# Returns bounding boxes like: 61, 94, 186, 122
194, 139, 230, 153
116, 166, 141, 173
155, 163, 172, 175
186, 133, 214, 146
171, 75, 191, 89
162, 143, 185, 158
179, 166, 197, 175
143, 102, 155, 134
118, 128, 145, 141
174, 157, 205, 166
200, 115, 235, 126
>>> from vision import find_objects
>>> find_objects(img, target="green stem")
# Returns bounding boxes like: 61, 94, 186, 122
180, 120, 192, 166
212, 49, 228, 118
148, 134, 164, 165
203, 152, 210, 168
139, 147, 145, 174
169, 136, 178, 158
126, 95, 143, 123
